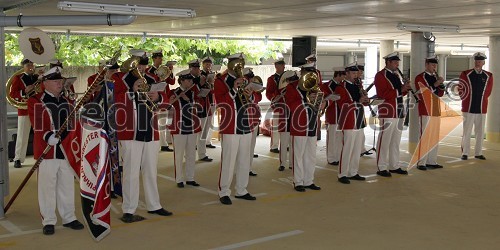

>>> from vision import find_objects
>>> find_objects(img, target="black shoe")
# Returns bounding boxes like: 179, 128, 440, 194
14, 160, 21, 168
475, 155, 486, 160
348, 174, 366, 181
389, 168, 408, 175
253, 154, 258, 158
287, 147, 289, 151
461, 155, 468, 160
148, 208, 173, 216
43, 225, 55, 235
289, 166, 292, 169
305, 184, 321, 190
270, 148, 279, 153
426, 164, 444, 169
63, 220, 84, 230
121, 213, 145, 223
338, 177, 350, 184
294, 185, 306, 192
177, 182, 184, 188
161, 146, 174, 152
206, 144, 216, 148
110, 192, 118, 199
278, 166, 285, 171
417, 165, 427, 171
199, 156, 213, 162
360, 151, 373, 156
186, 181, 200, 186
377, 170, 392, 177
219, 196, 232, 205
235, 193, 257, 200
249, 171, 257, 176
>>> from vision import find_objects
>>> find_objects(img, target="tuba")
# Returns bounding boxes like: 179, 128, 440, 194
228, 57, 250, 105
299, 71, 324, 113
6, 69, 34, 109
121, 55, 159, 113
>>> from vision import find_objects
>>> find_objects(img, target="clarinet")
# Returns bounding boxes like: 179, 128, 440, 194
397, 68, 419, 103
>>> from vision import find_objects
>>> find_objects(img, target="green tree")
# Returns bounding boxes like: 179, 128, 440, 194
5, 33, 288, 66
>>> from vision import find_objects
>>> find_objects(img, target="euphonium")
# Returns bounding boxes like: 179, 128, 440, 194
6, 68, 43, 109
298, 71, 324, 113
228, 57, 250, 105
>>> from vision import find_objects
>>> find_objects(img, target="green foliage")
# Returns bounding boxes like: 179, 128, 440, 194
5, 33, 288, 66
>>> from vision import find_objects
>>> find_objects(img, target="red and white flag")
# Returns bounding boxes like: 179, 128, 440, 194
79, 119, 112, 241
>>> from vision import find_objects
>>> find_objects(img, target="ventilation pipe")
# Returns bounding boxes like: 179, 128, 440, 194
0, 14, 136, 27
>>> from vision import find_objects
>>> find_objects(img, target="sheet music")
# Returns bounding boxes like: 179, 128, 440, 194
149, 82, 168, 92
247, 82, 264, 92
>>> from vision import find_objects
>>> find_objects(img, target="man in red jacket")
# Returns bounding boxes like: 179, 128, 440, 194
458, 52, 493, 160
336, 65, 369, 184
414, 56, 445, 170
320, 67, 345, 165
28, 67, 84, 235
266, 58, 286, 156
10, 58, 39, 168
374, 52, 410, 177
285, 69, 324, 192
113, 49, 172, 222
214, 53, 256, 205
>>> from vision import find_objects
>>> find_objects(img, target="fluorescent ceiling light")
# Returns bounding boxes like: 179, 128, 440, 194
450, 50, 482, 56
57, 1, 196, 17
397, 23, 460, 33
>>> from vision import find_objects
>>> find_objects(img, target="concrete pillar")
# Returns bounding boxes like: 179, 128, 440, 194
346, 52, 356, 65
437, 54, 447, 80
486, 37, 500, 142
0, 14, 8, 217
365, 45, 378, 91
408, 32, 427, 153
379, 40, 394, 70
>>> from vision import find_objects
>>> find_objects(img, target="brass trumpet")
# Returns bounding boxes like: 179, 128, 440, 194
121, 55, 159, 113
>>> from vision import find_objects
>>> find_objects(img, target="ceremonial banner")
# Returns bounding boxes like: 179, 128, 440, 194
80, 119, 112, 241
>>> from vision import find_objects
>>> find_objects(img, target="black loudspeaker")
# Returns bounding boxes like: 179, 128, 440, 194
292, 36, 317, 67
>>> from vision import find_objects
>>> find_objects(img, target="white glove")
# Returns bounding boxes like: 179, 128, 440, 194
47, 134, 60, 146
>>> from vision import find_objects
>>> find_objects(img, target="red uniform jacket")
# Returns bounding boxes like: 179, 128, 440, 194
166, 73, 176, 86
10, 72, 39, 116
374, 68, 408, 119
458, 69, 493, 114
167, 86, 202, 135
266, 73, 288, 132
28, 91, 73, 159
248, 91, 262, 130
320, 80, 340, 125
336, 81, 367, 130
415, 72, 445, 117
195, 72, 214, 118
214, 72, 252, 135
112, 71, 167, 141
285, 80, 318, 137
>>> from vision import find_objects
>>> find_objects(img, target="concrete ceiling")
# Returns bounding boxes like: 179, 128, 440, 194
1, 0, 498, 51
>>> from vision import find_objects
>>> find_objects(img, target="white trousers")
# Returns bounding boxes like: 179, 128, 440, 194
159, 125, 173, 146
417, 116, 440, 165
173, 133, 198, 183
279, 132, 291, 167
14, 115, 31, 162
38, 159, 77, 226
250, 127, 259, 167
197, 115, 214, 159
326, 124, 342, 163
338, 130, 363, 178
360, 131, 367, 152
462, 112, 486, 156
218, 133, 252, 197
291, 136, 317, 186
376, 118, 404, 171
120, 140, 162, 214
270, 113, 280, 150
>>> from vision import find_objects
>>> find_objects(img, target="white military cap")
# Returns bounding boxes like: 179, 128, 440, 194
299, 62, 316, 69
473, 52, 487, 60
129, 49, 148, 57
165, 60, 177, 65
188, 59, 201, 67
227, 53, 245, 60
332, 66, 346, 72
202, 56, 214, 63
383, 52, 400, 61
176, 69, 195, 79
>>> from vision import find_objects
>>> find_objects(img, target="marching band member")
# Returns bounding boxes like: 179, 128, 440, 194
200, 56, 217, 150
285, 69, 323, 192
320, 67, 345, 166
374, 52, 410, 177
192, 58, 214, 162
305, 54, 323, 83
146, 50, 164, 76
244, 68, 262, 176
336, 65, 369, 184
214, 53, 256, 205
266, 58, 286, 155
459, 52, 493, 160
113, 49, 172, 222
415, 56, 445, 170
10, 59, 38, 168
28, 67, 84, 235
169, 69, 202, 187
